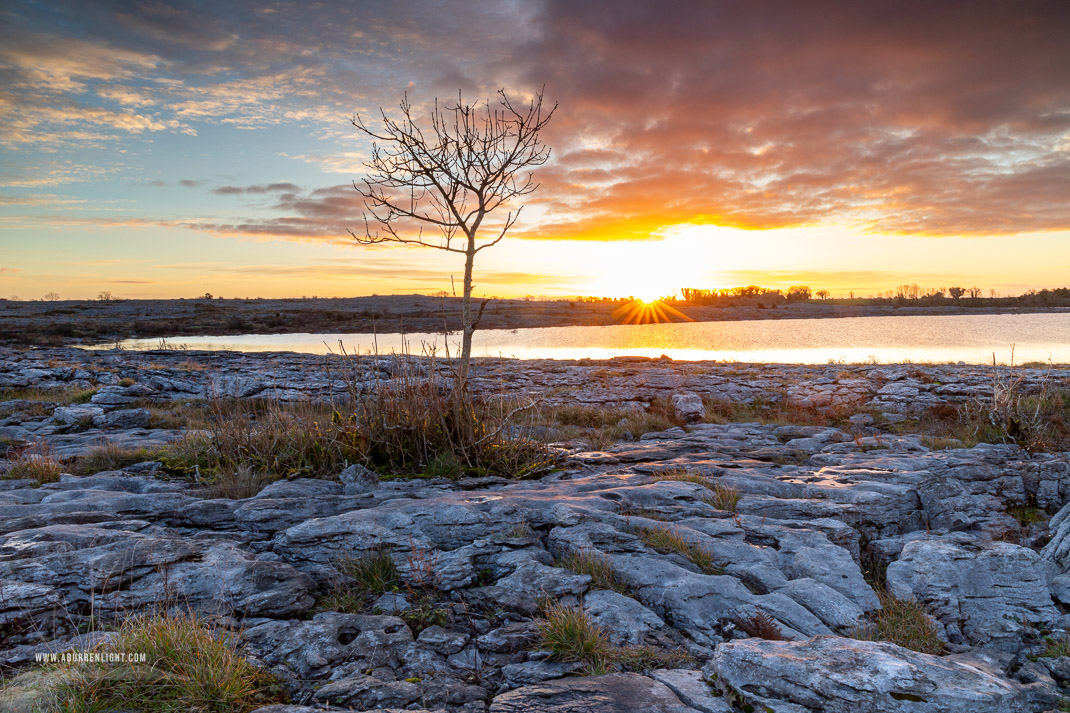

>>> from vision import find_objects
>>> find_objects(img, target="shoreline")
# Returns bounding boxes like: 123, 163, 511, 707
2, 294, 1066, 347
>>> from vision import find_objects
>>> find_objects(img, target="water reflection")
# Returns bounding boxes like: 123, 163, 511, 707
101, 312, 1070, 365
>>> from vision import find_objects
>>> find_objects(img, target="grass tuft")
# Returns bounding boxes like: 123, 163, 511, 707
72, 442, 152, 476
318, 548, 401, 613
652, 469, 741, 512
1043, 635, 1070, 658
2, 441, 62, 485
636, 524, 722, 575
557, 548, 629, 594
536, 602, 694, 676
537, 601, 612, 673
851, 591, 945, 655
37, 609, 285, 712
704, 481, 741, 512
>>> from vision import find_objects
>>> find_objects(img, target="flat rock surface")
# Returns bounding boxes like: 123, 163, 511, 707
2, 348, 1070, 712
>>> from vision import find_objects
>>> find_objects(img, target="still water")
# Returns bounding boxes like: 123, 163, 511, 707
105, 312, 1070, 364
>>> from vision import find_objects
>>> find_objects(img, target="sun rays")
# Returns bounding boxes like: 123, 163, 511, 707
612, 298, 695, 325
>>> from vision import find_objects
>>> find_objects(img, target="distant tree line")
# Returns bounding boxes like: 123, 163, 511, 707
674, 284, 1070, 308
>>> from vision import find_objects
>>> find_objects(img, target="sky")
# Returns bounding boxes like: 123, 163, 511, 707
2, 0, 1070, 301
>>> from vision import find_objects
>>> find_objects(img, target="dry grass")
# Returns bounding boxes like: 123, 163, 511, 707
1042, 635, 1070, 658
897, 357, 1070, 453
537, 601, 612, 673
704, 481, 741, 512
851, 591, 945, 655
0, 385, 99, 406
651, 469, 740, 512
536, 602, 693, 675
557, 548, 629, 594
36, 610, 286, 712
2, 441, 62, 485
651, 468, 710, 487
71, 442, 152, 476
540, 403, 676, 449
636, 524, 722, 575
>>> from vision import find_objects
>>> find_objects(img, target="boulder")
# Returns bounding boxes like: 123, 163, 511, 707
671, 393, 705, 423
708, 636, 1054, 713
886, 534, 1057, 651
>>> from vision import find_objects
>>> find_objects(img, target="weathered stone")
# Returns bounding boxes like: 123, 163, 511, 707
583, 589, 666, 645
500, 659, 583, 687
708, 636, 1053, 713
243, 613, 413, 681
312, 674, 422, 709
339, 463, 380, 493
51, 404, 103, 426
887, 535, 1057, 651
489, 672, 698, 713
671, 393, 705, 423
95, 408, 151, 429
649, 669, 733, 713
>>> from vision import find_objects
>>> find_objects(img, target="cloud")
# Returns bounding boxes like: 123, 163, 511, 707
504, 0, 1070, 237
3, 0, 1070, 240
212, 182, 301, 195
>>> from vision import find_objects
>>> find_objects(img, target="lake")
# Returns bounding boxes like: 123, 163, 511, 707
104, 311, 1070, 364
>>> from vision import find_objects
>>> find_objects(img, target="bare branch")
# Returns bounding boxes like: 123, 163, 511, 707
349, 87, 554, 380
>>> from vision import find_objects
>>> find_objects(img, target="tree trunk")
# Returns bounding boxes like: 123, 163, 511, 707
459, 240, 476, 386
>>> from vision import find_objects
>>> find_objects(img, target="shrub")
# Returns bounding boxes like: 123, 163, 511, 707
955, 356, 1070, 453
38, 610, 285, 712
161, 358, 558, 482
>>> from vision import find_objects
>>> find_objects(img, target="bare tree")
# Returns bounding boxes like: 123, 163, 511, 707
351, 88, 555, 383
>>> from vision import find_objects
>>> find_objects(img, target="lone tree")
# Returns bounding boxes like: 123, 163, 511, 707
351, 88, 555, 383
